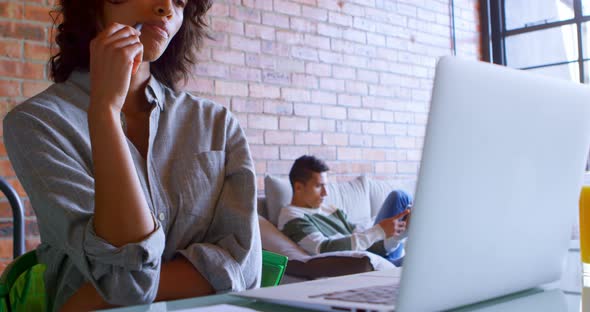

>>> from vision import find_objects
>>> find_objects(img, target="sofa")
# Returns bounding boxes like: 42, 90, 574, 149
258, 174, 416, 282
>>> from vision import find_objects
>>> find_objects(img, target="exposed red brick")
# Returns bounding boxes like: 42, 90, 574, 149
0, 159, 15, 177
232, 98, 264, 113
183, 77, 214, 94
248, 114, 278, 130
295, 132, 321, 145
309, 146, 337, 160
323, 133, 348, 146
0, 0, 482, 247
0, 202, 12, 219
279, 116, 308, 131
265, 131, 294, 145
231, 5, 261, 23
209, 2, 229, 16
24, 4, 52, 23
280, 146, 310, 160
0, 39, 22, 58
263, 100, 292, 115
0, 60, 45, 79
0, 239, 12, 259
267, 160, 293, 174
24, 42, 50, 62
250, 145, 279, 160
211, 18, 244, 35
0, 80, 21, 97
245, 24, 275, 40
0, 2, 24, 19
0, 21, 45, 41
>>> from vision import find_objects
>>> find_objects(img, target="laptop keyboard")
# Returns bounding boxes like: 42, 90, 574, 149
309, 284, 399, 305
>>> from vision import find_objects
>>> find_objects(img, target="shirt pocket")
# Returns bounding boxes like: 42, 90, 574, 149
175, 150, 226, 218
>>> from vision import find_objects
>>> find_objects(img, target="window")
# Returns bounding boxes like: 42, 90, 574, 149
481, 0, 590, 170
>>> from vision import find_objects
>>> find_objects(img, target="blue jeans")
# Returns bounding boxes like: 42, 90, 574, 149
373, 190, 412, 267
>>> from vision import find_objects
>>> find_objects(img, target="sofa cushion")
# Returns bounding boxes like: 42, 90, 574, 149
367, 177, 416, 219
286, 256, 373, 280
264, 175, 371, 226
264, 175, 292, 226
259, 215, 309, 261
324, 176, 371, 226
287, 250, 396, 275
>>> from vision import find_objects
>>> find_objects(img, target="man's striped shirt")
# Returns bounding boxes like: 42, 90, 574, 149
278, 204, 397, 256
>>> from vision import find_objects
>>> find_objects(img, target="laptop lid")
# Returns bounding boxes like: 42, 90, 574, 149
396, 56, 590, 311
236, 56, 590, 312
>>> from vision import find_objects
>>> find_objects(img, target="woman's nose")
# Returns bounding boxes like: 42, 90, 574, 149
154, 1, 173, 17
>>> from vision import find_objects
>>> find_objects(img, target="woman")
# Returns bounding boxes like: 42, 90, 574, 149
3, 0, 261, 310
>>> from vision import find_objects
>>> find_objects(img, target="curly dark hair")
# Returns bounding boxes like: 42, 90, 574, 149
49, 0, 211, 91
289, 155, 330, 190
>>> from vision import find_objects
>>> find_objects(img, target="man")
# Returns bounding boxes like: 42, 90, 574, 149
278, 155, 412, 267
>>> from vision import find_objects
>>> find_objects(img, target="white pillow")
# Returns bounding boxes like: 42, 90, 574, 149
324, 176, 371, 226
264, 175, 292, 226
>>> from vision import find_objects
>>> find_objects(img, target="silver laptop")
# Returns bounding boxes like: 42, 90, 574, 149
236, 56, 590, 311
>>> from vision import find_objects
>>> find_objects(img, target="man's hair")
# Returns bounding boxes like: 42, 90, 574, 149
289, 155, 330, 189
49, 0, 211, 91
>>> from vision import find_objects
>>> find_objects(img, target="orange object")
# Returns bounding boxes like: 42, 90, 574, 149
580, 186, 590, 264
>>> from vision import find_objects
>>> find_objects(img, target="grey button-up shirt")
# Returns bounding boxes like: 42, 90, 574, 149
3, 71, 261, 310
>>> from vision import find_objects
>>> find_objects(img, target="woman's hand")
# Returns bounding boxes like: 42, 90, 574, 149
89, 23, 143, 113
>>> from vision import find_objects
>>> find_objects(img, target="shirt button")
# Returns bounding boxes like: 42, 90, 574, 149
158, 212, 165, 221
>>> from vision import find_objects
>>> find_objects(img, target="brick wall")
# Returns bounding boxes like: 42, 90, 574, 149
0, 0, 480, 269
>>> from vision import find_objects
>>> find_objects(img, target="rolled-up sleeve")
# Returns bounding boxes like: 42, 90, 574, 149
4, 110, 165, 306
177, 112, 261, 293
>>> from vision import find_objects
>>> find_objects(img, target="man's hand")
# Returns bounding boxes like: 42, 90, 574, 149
378, 209, 411, 239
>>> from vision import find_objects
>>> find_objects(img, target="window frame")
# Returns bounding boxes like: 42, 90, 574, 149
480, 0, 590, 170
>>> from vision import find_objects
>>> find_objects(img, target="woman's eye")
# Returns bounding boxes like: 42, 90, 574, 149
175, 0, 186, 7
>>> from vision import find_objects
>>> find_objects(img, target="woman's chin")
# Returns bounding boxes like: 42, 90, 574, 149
141, 43, 167, 63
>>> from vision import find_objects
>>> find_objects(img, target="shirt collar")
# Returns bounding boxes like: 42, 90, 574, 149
68, 70, 165, 111
145, 75, 165, 111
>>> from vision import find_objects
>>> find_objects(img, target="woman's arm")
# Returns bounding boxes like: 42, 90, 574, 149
60, 257, 213, 311
155, 256, 214, 301
88, 105, 156, 246
60, 283, 110, 312
62, 22, 163, 309
89, 23, 155, 247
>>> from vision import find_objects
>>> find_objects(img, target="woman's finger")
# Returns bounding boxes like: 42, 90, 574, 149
96, 23, 128, 40
108, 35, 141, 49
120, 42, 143, 63
132, 43, 143, 75
102, 26, 140, 46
